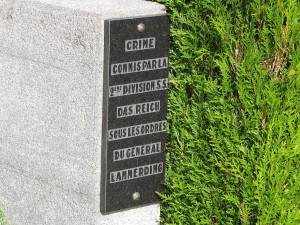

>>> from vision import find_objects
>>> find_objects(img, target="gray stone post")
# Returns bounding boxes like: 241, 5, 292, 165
0, 0, 168, 224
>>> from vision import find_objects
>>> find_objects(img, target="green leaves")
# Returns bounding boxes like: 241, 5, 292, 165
0, 209, 9, 225
151, 0, 300, 224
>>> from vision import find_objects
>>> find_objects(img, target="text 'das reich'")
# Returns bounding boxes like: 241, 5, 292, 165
117, 100, 160, 118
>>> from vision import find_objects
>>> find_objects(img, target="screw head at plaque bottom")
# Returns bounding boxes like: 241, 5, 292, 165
132, 192, 141, 201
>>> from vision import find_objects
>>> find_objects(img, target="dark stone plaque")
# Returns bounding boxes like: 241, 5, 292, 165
101, 15, 170, 214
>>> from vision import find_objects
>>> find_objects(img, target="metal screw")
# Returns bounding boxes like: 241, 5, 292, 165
132, 192, 141, 201
137, 23, 145, 32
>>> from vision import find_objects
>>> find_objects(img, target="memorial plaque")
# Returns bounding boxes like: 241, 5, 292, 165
101, 15, 170, 214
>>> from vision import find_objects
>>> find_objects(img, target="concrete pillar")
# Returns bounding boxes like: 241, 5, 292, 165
0, 0, 167, 224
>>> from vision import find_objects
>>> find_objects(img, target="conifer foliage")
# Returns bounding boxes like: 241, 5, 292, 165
0, 209, 9, 225
153, 0, 300, 224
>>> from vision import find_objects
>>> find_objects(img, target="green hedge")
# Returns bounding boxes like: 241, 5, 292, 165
0, 209, 9, 225
153, 0, 300, 224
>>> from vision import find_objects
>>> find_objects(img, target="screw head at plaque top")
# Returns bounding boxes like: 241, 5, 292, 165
132, 192, 141, 201
137, 23, 145, 32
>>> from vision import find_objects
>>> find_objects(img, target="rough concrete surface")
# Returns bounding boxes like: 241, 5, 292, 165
0, 0, 165, 224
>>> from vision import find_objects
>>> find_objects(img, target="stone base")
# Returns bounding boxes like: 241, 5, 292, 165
0, 0, 165, 224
